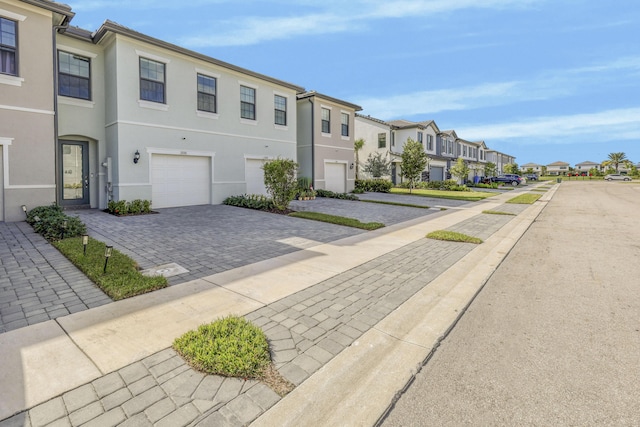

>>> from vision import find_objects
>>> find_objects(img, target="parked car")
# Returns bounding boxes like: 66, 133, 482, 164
604, 173, 632, 181
490, 174, 522, 186
525, 174, 538, 181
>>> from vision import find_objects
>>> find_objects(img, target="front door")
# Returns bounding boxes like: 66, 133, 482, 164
60, 141, 90, 206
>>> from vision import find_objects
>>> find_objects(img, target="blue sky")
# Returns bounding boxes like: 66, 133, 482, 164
66, 0, 639, 167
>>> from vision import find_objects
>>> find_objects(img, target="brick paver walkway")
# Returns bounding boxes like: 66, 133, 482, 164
1, 203, 528, 427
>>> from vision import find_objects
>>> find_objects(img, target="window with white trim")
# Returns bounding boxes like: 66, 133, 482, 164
58, 51, 91, 100
378, 133, 386, 148
427, 134, 433, 150
321, 108, 331, 133
0, 17, 17, 76
274, 94, 287, 125
341, 112, 349, 136
197, 74, 216, 113
139, 57, 165, 103
240, 85, 256, 120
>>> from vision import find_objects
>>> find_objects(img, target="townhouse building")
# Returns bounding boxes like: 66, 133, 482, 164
521, 162, 544, 176
0, 0, 73, 221
297, 91, 361, 193
546, 161, 570, 175
486, 150, 516, 174
575, 161, 601, 174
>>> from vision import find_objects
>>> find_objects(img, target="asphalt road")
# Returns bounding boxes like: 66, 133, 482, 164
381, 181, 640, 426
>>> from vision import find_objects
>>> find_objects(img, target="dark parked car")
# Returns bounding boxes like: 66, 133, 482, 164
525, 174, 538, 181
490, 174, 522, 186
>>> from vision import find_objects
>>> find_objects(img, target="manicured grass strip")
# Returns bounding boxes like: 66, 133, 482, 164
174, 316, 294, 396
53, 236, 167, 300
289, 211, 384, 230
482, 210, 516, 216
360, 199, 430, 209
531, 189, 547, 192
390, 187, 496, 201
506, 193, 542, 204
426, 230, 483, 244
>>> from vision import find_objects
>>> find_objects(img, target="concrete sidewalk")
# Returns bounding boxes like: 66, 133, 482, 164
0, 184, 555, 426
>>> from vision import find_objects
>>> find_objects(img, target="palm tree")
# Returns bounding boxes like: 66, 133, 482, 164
607, 152, 627, 171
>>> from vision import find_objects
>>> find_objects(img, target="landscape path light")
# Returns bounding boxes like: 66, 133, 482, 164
82, 234, 89, 255
104, 245, 113, 273
61, 220, 68, 240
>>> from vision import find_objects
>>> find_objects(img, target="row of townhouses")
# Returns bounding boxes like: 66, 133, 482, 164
0, 0, 514, 222
523, 161, 640, 176
355, 116, 515, 184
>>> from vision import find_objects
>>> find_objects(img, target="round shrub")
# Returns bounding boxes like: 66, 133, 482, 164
173, 316, 271, 378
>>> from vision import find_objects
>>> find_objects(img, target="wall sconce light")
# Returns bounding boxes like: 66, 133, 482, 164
350, 163, 354, 170
21, 205, 27, 218
82, 234, 89, 255
104, 245, 113, 273
133, 150, 141, 164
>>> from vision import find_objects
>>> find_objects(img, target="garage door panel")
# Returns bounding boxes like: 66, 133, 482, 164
152, 155, 210, 208
246, 159, 268, 196
325, 163, 346, 193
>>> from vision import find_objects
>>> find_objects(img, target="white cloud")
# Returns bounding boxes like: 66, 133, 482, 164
455, 108, 640, 142
177, 0, 544, 47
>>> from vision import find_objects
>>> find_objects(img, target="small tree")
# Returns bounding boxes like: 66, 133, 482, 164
450, 157, 470, 184
262, 158, 298, 211
354, 138, 365, 180
400, 138, 429, 193
484, 162, 497, 178
503, 163, 520, 175
607, 152, 627, 171
363, 152, 391, 179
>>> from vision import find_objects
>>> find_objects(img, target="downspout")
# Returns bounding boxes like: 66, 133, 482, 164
307, 97, 315, 188
52, 19, 70, 206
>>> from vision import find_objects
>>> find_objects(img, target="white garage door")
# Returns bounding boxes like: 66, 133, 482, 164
151, 154, 210, 208
325, 162, 346, 193
246, 159, 268, 196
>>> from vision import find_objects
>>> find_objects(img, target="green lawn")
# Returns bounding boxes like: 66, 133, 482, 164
289, 211, 384, 230
506, 193, 542, 204
54, 236, 167, 300
390, 188, 496, 201
426, 230, 483, 244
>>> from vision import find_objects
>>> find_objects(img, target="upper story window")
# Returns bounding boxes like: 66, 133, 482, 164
274, 94, 287, 125
240, 85, 256, 120
427, 134, 433, 150
321, 108, 331, 133
197, 74, 216, 113
463, 146, 467, 157
0, 17, 17, 76
140, 57, 165, 103
448, 141, 453, 154
378, 133, 386, 148
417, 132, 423, 145
341, 112, 349, 136
58, 51, 91, 100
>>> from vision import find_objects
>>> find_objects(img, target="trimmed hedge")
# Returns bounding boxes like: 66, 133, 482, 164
223, 194, 276, 210
315, 189, 359, 200
107, 199, 152, 216
355, 179, 393, 193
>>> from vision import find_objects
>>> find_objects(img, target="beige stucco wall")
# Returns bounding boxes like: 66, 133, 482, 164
96, 35, 298, 204
0, 0, 56, 221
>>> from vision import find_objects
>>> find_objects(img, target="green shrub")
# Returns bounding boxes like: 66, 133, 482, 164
263, 158, 298, 211
223, 194, 276, 210
315, 189, 359, 200
26, 204, 86, 241
417, 180, 470, 192
355, 179, 393, 193
107, 199, 152, 216
173, 316, 271, 378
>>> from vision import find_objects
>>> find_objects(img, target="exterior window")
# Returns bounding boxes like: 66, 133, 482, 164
321, 108, 330, 133
417, 132, 423, 145
441, 138, 446, 151
197, 74, 216, 113
240, 85, 256, 120
457, 143, 461, 155
0, 17, 17, 76
139, 58, 165, 103
341, 112, 349, 136
448, 141, 453, 154
378, 133, 386, 148
58, 51, 90, 100
427, 135, 433, 150
274, 94, 287, 125
463, 146, 467, 157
